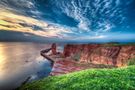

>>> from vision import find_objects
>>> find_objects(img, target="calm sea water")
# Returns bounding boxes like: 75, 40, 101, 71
0, 42, 52, 90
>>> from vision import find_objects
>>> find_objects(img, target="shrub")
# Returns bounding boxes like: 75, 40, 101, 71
72, 52, 81, 61
128, 58, 135, 65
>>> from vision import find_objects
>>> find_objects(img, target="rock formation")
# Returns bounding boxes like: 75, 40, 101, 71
63, 44, 135, 67
51, 43, 57, 55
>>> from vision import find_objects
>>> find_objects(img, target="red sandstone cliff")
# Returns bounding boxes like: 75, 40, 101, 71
63, 44, 135, 67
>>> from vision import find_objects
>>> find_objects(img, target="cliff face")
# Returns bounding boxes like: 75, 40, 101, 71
63, 44, 135, 67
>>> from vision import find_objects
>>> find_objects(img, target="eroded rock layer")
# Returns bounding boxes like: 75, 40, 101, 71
63, 44, 135, 67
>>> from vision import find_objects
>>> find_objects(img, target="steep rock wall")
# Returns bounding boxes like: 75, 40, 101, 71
63, 44, 135, 67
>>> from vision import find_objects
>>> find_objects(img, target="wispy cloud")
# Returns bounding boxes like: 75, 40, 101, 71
0, 9, 72, 38
0, 0, 75, 38
73, 35, 106, 40
0, 0, 134, 41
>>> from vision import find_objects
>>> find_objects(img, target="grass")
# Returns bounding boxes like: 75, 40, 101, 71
18, 65, 135, 90
128, 58, 135, 65
72, 52, 81, 61
103, 43, 135, 46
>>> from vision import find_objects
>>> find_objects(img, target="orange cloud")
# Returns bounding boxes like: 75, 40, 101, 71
0, 9, 71, 38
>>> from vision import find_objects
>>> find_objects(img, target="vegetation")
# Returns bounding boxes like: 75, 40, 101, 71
18, 65, 135, 90
128, 58, 135, 65
103, 42, 135, 46
72, 52, 81, 61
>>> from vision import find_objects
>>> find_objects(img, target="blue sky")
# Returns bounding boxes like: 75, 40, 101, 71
0, 0, 135, 42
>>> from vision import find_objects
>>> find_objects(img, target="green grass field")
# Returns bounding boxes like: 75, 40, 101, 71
18, 65, 135, 90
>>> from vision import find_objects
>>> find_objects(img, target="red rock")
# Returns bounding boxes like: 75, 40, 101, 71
63, 44, 135, 67
50, 44, 135, 76
51, 43, 57, 55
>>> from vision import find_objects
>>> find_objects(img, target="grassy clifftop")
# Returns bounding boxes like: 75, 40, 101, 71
19, 65, 135, 90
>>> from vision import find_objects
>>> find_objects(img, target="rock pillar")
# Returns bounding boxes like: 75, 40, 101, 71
51, 43, 57, 55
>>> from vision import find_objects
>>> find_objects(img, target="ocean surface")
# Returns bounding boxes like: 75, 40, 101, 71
0, 42, 52, 90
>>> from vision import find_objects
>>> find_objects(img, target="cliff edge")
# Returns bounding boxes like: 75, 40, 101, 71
63, 44, 135, 67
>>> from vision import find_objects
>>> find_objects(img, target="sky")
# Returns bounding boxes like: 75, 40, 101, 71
0, 0, 135, 42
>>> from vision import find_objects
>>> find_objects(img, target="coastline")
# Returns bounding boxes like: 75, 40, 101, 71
40, 44, 115, 76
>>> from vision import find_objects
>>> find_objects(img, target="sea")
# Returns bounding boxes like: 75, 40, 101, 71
0, 42, 52, 90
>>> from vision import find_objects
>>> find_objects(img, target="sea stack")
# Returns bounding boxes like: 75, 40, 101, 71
51, 43, 57, 55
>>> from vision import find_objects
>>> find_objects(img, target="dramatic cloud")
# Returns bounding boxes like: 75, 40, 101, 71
0, 0, 74, 39
0, 0, 135, 42
0, 9, 72, 38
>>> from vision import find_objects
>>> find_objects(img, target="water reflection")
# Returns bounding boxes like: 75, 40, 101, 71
0, 42, 52, 90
